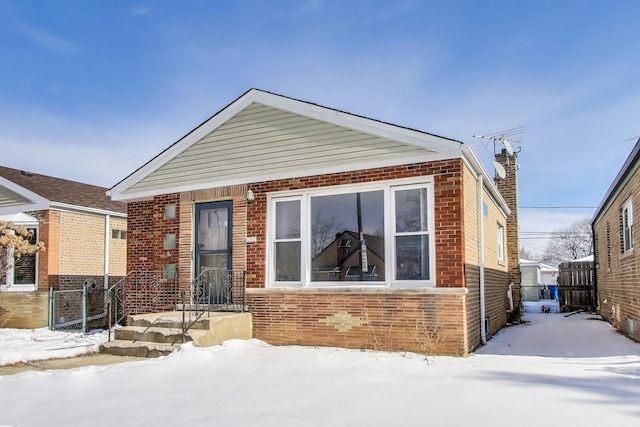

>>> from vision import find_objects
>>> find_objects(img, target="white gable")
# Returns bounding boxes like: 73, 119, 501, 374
110, 90, 465, 201
0, 176, 49, 215
0, 212, 39, 227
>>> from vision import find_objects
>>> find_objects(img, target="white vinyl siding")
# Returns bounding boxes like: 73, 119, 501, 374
125, 103, 429, 195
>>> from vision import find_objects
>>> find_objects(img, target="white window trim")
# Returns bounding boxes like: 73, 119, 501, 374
269, 195, 304, 287
390, 183, 435, 286
623, 197, 634, 253
266, 176, 436, 289
1, 225, 39, 292
497, 222, 505, 264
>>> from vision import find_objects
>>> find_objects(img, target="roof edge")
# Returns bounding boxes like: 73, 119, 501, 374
593, 137, 640, 224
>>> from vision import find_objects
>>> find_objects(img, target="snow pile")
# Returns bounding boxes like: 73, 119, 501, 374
0, 328, 107, 366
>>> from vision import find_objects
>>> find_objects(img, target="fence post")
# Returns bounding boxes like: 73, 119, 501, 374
48, 287, 53, 330
181, 290, 186, 343
82, 284, 88, 333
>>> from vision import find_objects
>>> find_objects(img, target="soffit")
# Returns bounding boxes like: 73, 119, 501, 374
0, 185, 33, 208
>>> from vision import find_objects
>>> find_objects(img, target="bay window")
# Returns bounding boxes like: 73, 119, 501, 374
269, 179, 434, 287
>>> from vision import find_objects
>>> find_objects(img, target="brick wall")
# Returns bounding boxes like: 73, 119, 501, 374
109, 217, 127, 276
0, 291, 49, 328
123, 158, 511, 354
127, 190, 247, 289
247, 288, 469, 356
593, 167, 640, 343
128, 200, 155, 272
59, 211, 106, 276
464, 264, 509, 351
246, 159, 465, 288
460, 163, 511, 351
495, 151, 521, 313
30, 210, 60, 290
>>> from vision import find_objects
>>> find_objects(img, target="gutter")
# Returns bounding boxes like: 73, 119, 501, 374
49, 201, 126, 218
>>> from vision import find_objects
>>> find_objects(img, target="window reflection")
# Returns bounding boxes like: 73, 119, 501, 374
14, 228, 37, 285
311, 191, 384, 282
394, 188, 430, 281
275, 200, 301, 282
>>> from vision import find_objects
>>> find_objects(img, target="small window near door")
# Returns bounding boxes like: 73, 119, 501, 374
164, 234, 176, 249
165, 204, 177, 220
164, 264, 177, 279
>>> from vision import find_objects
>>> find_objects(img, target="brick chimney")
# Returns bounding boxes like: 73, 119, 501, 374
495, 149, 522, 320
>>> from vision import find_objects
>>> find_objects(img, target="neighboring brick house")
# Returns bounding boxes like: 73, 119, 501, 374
592, 137, 640, 343
0, 166, 127, 328
109, 89, 518, 355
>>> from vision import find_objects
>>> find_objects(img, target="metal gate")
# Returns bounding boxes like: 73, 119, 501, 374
50, 279, 107, 332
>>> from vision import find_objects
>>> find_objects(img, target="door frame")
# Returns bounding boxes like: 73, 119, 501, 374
194, 200, 233, 277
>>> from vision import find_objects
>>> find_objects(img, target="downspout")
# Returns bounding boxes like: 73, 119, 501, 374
507, 282, 514, 313
477, 174, 487, 345
591, 221, 598, 312
104, 214, 110, 290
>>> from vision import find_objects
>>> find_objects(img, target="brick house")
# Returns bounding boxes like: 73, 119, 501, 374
592, 137, 640, 343
109, 89, 518, 355
0, 166, 127, 328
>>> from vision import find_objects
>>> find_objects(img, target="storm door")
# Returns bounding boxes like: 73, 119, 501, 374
195, 201, 232, 275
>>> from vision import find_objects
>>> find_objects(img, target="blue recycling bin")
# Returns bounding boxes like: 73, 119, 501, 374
548, 285, 559, 300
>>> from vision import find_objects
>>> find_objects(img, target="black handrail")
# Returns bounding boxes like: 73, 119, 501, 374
181, 269, 247, 343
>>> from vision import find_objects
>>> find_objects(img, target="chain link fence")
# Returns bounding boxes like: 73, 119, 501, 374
50, 278, 108, 332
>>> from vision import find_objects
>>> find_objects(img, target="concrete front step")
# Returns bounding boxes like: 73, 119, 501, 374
99, 311, 253, 358
114, 326, 208, 346
126, 311, 212, 330
100, 340, 179, 358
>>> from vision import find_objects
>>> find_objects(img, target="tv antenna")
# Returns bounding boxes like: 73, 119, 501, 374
473, 127, 523, 181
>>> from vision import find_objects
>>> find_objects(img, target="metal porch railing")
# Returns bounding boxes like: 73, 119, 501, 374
105, 269, 246, 343
181, 269, 247, 342
106, 270, 181, 340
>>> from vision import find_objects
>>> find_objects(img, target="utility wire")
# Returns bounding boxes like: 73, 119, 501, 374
519, 206, 596, 209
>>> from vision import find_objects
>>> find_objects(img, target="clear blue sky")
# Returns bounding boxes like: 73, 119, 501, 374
2, 0, 639, 256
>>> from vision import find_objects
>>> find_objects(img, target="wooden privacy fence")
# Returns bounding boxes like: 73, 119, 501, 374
558, 261, 595, 310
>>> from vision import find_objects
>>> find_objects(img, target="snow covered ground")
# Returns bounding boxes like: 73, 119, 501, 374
0, 328, 108, 366
1, 312, 639, 426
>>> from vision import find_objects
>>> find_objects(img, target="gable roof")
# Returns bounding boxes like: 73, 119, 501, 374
593, 137, 640, 224
0, 165, 126, 216
109, 89, 471, 201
